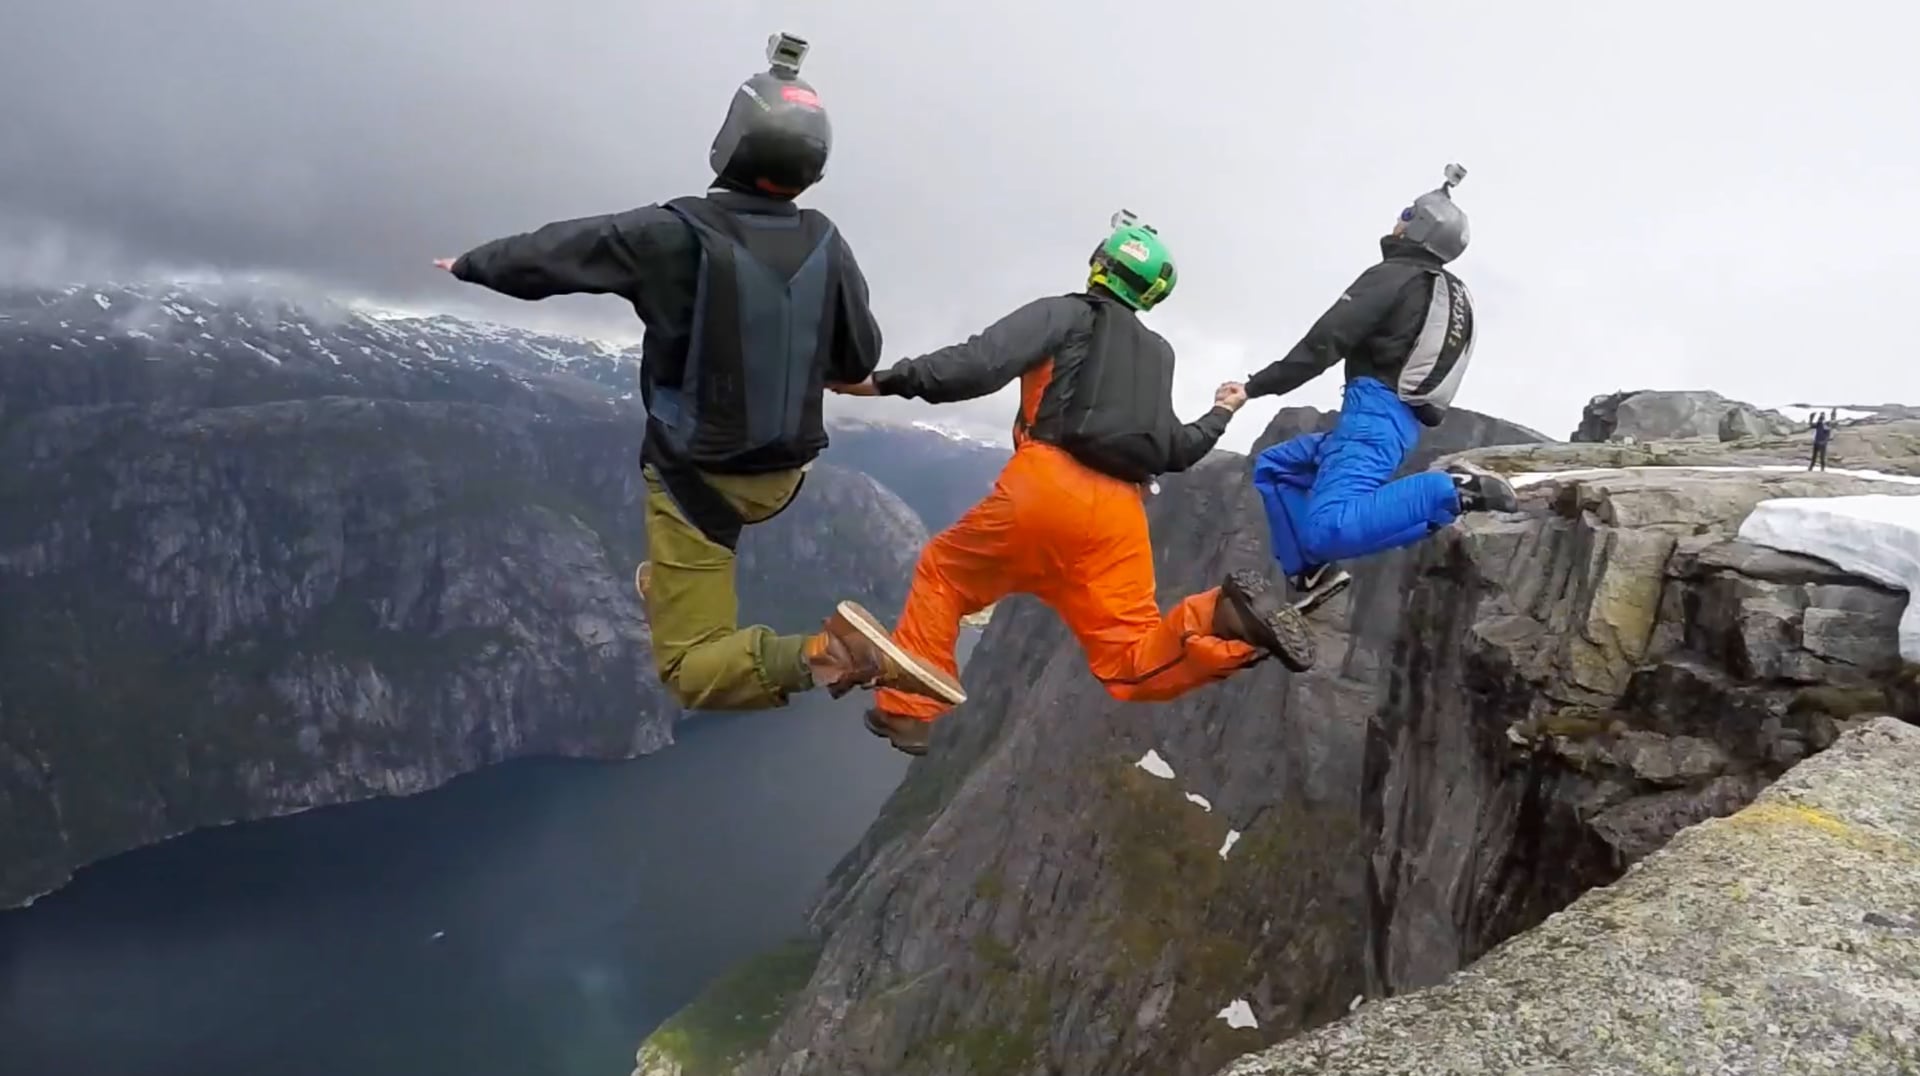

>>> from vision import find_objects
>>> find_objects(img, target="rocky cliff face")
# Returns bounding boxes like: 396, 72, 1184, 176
1224, 716, 1920, 1076
0, 283, 944, 907
633, 409, 1920, 1076
1573, 389, 1800, 443
1355, 459, 1918, 997
1250, 403, 1550, 458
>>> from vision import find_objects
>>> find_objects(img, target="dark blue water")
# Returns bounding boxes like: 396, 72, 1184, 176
0, 651, 969, 1076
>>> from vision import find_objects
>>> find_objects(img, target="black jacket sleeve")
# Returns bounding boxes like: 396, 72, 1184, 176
1164, 406, 1234, 473
450, 208, 669, 301
1244, 263, 1413, 399
873, 296, 1087, 404
825, 233, 884, 385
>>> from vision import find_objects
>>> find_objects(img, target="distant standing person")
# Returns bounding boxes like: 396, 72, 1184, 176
1809, 411, 1831, 471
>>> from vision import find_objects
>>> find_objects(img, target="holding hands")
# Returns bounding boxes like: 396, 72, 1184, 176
832, 377, 1249, 412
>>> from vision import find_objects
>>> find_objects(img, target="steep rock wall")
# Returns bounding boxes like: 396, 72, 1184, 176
1224, 717, 1920, 1076
633, 415, 1920, 1076
0, 290, 935, 906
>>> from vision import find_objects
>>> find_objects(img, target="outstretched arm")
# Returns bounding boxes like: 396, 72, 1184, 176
867, 296, 1087, 404
440, 209, 664, 301
823, 233, 884, 386
1162, 382, 1246, 473
1244, 263, 1411, 399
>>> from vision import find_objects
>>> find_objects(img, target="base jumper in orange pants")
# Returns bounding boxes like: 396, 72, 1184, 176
831, 212, 1318, 755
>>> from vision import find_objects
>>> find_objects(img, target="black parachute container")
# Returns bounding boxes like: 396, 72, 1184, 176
643, 34, 846, 548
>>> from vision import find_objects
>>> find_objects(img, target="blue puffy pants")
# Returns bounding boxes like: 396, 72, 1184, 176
1253, 376, 1462, 578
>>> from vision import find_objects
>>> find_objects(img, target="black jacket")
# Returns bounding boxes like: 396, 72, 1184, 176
451, 190, 883, 470
874, 291, 1230, 480
1245, 236, 1472, 426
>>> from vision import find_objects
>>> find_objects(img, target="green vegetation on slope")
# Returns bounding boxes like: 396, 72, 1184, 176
634, 938, 824, 1076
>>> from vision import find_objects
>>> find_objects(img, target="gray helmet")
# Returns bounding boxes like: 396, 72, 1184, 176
1398, 163, 1470, 262
709, 33, 832, 197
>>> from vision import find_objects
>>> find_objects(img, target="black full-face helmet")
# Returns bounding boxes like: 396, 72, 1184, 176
709, 32, 832, 197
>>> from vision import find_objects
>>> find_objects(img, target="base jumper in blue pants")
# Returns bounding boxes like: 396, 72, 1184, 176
1243, 167, 1517, 665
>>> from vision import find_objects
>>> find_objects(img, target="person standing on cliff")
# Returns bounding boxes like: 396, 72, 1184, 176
1809, 411, 1832, 471
433, 33, 963, 714
828, 212, 1319, 755
1240, 165, 1519, 636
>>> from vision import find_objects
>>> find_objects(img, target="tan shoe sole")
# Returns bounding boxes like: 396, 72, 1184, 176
835, 601, 967, 706
634, 561, 652, 615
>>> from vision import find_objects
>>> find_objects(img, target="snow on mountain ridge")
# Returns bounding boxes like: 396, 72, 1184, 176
0, 281, 643, 401
907, 419, 1005, 449
2, 283, 1025, 456
825, 413, 1010, 451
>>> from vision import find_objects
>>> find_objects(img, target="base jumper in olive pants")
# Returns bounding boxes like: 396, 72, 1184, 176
438, 34, 962, 714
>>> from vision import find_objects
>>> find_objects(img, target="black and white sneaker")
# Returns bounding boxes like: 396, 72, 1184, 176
1289, 564, 1353, 615
1446, 466, 1519, 513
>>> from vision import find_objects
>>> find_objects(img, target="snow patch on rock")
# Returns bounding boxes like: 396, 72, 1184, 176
1217, 999, 1259, 1029
1739, 493, 1920, 661
1509, 464, 1920, 489
1218, 829, 1242, 859
1135, 750, 1175, 780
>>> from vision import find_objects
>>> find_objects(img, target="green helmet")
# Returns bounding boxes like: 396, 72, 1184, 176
1088, 210, 1176, 311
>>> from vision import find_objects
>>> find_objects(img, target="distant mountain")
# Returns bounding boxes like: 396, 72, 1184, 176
822, 417, 1008, 533
0, 283, 636, 421
0, 283, 1009, 534
0, 281, 977, 907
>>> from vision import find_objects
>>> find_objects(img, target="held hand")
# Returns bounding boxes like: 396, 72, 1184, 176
829, 378, 880, 397
1214, 381, 1249, 413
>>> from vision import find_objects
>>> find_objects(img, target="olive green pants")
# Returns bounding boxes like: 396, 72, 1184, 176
643, 464, 817, 711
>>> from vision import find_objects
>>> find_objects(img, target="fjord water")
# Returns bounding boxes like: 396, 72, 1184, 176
0, 642, 976, 1076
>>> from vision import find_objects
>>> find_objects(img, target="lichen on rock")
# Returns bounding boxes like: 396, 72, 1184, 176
1218, 718, 1920, 1076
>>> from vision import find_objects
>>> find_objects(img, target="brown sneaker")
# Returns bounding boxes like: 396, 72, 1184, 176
864, 709, 932, 756
1216, 569, 1316, 673
804, 601, 967, 705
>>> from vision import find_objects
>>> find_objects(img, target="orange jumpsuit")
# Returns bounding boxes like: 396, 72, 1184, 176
874, 357, 1262, 724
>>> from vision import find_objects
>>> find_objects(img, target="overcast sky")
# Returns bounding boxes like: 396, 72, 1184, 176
4, 1, 1917, 447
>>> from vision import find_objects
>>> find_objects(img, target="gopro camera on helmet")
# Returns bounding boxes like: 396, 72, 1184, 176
1443, 162, 1467, 190
1109, 208, 1158, 235
766, 32, 808, 78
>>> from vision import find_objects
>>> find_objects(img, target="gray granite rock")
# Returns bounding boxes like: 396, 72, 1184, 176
1219, 718, 1920, 1076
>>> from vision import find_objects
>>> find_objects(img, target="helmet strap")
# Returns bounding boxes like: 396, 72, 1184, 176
1092, 251, 1153, 294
